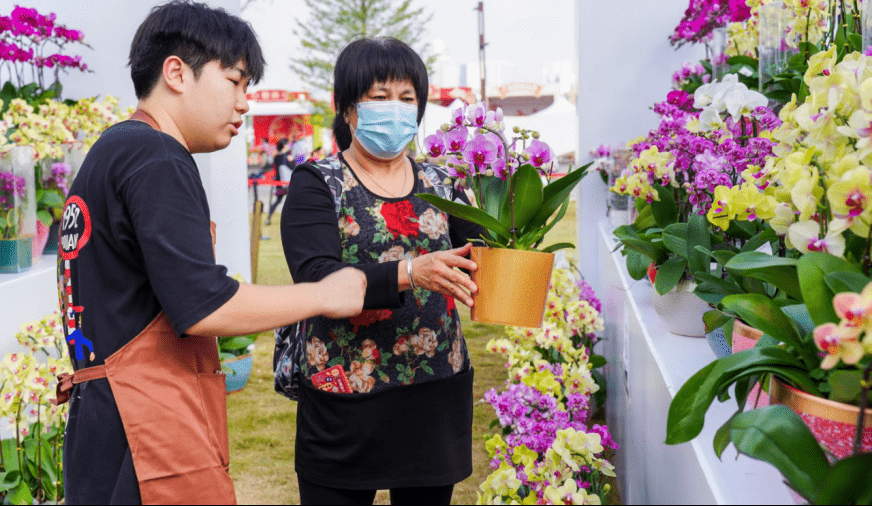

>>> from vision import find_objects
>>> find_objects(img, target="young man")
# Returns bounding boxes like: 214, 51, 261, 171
54, 2, 366, 504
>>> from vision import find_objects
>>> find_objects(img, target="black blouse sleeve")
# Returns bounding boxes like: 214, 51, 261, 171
280, 164, 405, 309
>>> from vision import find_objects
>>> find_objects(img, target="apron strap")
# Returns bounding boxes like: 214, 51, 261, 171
130, 109, 161, 131
52, 365, 107, 406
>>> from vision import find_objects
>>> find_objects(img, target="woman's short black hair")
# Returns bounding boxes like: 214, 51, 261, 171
332, 37, 428, 151
129, 0, 266, 99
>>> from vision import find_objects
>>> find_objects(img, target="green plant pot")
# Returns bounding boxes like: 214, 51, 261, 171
224, 353, 254, 393
0, 236, 33, 274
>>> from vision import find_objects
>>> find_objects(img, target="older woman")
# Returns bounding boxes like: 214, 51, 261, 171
280, 37, 484, 505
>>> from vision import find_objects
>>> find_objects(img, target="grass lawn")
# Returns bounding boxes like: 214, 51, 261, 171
227, 202, 578, 504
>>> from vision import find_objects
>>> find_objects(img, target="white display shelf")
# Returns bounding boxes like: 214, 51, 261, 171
598, 220, 794, 505
0, 255, 59, 358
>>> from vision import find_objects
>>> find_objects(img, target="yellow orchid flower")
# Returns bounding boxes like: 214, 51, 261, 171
813, 322, 865, 370
832, 281, 872, 339
804, 46, 838, 86
707, 185, 736, 230
787, 220, 846, 257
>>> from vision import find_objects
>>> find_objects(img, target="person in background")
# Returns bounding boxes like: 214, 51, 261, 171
307, 145, 324, 163
55, 2, 366, 504
279, 36, 482, 506
291, 133, 309, 166
265, 138, 292, 225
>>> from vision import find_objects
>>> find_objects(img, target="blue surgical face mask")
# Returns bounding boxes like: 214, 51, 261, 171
351, 100, 419, 160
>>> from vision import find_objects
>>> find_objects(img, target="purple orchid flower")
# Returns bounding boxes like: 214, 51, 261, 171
452, 106, 465, 127
423, 131, 447, 157
467, 103, 486, 127
445, 127, 469, 153
463, 133, 498, 174
524, 139, 554, 168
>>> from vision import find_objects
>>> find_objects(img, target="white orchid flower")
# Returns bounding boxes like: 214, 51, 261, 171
698, 107, 725, 131
788, 220, 846, 257
725, 87, 768, 120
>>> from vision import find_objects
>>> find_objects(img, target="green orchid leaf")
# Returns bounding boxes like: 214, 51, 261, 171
540, 242, 575, 253
726, 406, 830, 503
721, 293, 818, 367
416, 193, 511, 240
654, 256, 687, 295
480, 177, 509, 227
518, 198, 570, 249
40, 190, 65, 208
665, 346, 815, 445
740, 226, 777, 253
633, 203, 657, 230
617, 237, 668, 264
687, 213, 712, 275
703, 309, 732, 334
798, 253, 862, 327
0, 470, 20, 493
781, 304, 816, 336
626, 250, 649, 281
693, 272, 743, 295
694, 283, 729, 305
823, 271, 871, 296
502, 165, 543, 232
36, 209, 53, 227
662, 223, 689, 259
7, 479, 32, 506
725, 252, 802, 301
713, 409, 743, 459
725, 219, 755, 240
827, 370, 863, 404
218, 335, 255, 352
814, 453, 872, 505
710, 249, 737, 268
651, 187, 679, 228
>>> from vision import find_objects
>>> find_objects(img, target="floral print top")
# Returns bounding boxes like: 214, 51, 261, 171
283, 156, 481, 394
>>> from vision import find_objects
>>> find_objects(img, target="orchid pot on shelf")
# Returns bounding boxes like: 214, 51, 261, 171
417, 102, 590, 328
610, 73, 780, 337
666, 49, 872, 462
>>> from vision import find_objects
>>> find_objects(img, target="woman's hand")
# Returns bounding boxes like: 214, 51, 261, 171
402, 243, 478, 307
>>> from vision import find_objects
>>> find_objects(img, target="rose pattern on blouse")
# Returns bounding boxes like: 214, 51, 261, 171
302, 157, 471, 393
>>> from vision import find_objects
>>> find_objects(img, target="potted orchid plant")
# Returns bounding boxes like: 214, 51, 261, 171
418, 102, 590, 328
666, 49, 872, 461
0, 145, 35, 274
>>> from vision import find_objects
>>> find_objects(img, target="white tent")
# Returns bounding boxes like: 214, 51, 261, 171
503, 96, 578, 158
244, 99, 315, 117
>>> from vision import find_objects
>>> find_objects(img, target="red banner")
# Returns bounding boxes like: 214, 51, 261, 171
253, 115, 314, 146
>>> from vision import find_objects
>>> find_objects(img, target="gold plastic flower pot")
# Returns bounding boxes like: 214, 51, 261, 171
770, 378, 872, 460
470, 247, 554, 328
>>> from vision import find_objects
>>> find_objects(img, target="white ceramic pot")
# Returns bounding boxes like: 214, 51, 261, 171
651, 280, 710, 337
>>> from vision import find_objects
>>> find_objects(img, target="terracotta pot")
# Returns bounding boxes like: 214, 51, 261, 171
731, 319, 763, 352
651, 280, 710, 337
470, 247, 554, 328
729, 321, 769, 407
770, 378, 872, 459
33, 220, 50, 260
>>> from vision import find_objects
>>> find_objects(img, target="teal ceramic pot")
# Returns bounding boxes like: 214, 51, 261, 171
705, 327, 731, 359
43, 221, 60, 256
0, 236, 33, 274
224, 354, 254, 393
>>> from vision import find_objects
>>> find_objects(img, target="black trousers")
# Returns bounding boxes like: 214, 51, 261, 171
297, 476, 454, 505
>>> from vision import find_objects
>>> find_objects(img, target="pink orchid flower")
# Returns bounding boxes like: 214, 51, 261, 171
813, 322, 865, 369
423, 131, 446, 157
832, 282, 872, 338
467, 103, 487, 127
462, 133, 498, 174
523, 139, 554, 168
452, 107, 465, 127
445, 127, 468, 153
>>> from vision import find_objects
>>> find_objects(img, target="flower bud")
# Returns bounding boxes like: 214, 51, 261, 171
512, 126, 520, 133
532, 131, 540, 139
440, 124, 450, 132
485, 169, 494, 177
604, 485, 611, 493
522, 153, 531, 161
522, 133, 530, 139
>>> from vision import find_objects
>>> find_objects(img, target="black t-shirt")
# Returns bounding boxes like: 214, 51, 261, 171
59, 120, 239, 504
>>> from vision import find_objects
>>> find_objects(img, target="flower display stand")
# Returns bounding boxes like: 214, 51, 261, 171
597, 220, 794, 505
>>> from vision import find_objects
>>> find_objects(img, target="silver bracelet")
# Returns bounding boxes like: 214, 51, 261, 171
407, 259, 417, 291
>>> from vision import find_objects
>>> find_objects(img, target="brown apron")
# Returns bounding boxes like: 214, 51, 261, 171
54, 111, 237, 505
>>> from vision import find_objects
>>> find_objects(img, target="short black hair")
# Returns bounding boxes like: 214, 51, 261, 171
129, 0, 266, 99
276, 139, 287, 151
332, 37, 428, 151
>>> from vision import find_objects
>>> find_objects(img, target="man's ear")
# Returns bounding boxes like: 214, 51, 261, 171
162, 55, 188, 95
